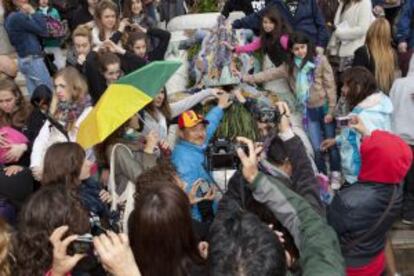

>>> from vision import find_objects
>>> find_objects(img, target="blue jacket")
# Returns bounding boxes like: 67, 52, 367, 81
172, 106, 224, 221
396, 0, 414, 48
336, 92, 393, 184
5, 11, 48, 58
233, 0, 329, 47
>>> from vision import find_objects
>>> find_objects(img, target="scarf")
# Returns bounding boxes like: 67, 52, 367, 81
294, 57, 315, 129
55, 95, 92, 129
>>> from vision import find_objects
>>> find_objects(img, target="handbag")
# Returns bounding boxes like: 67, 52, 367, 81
108, 143, 136, 233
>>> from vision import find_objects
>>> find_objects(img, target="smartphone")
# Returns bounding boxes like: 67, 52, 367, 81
337, 116, 350, 127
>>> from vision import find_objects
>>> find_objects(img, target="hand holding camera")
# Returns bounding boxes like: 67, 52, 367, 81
349, 115, 370, 137
49, 226, 86, 276
236, 137, 263, 184
93, 232, 141, 276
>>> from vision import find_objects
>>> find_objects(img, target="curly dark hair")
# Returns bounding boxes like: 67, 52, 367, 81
12, 184, 90, 276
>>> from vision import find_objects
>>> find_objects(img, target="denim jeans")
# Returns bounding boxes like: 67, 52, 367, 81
307, 106, 341, 174
18, 55, 53, 96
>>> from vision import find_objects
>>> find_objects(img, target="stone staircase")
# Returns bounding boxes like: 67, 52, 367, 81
391, 222, 414, 275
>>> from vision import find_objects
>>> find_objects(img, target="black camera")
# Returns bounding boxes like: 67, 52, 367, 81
206, 138, 248, 170
254, 107, 281, 124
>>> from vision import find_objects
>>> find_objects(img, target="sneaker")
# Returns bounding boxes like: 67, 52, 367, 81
330, 171, 342, 190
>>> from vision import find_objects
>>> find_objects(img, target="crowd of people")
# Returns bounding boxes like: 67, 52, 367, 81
0, 0, 414, 275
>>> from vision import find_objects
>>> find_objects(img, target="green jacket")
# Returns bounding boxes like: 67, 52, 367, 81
250, 172, 345, 276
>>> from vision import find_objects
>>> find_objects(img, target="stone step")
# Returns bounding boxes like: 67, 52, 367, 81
391, 222, 414, 275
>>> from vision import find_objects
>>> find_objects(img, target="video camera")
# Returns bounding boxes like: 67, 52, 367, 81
206, 138, 248, 170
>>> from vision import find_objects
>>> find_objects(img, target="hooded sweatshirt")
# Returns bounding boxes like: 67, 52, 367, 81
336, 92, 393, 184
329, 130, 412, 276
390, 55, 414, 145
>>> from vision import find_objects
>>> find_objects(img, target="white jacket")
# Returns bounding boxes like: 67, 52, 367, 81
30, 107, 92, 170
328, 0, 374, 57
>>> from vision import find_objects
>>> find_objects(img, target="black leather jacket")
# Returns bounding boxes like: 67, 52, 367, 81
327, 182, 402, 267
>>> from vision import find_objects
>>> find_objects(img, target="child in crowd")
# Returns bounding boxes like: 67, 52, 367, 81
287, 33, 340, 188
122, 0, 156, 29
321, 67, 393, 186
124, 29, 171, 63
36, 0, 66, 70
225, 6, 290, 68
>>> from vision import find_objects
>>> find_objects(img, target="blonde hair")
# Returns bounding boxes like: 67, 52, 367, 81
0, 219, 12, 276
50, 67, 89, 130
366, 18, 395, 93
72, 25, 93, 43
94, 0, 120, 41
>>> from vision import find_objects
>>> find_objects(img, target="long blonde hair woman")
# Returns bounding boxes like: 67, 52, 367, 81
353, 18, 396, 93
30, 67, 92, 180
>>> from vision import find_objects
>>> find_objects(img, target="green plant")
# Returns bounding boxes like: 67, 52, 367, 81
215, 102, 259, 141
189, 0, 219, 13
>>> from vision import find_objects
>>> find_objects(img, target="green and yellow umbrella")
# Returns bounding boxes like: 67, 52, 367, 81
77, 60, 182, 149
